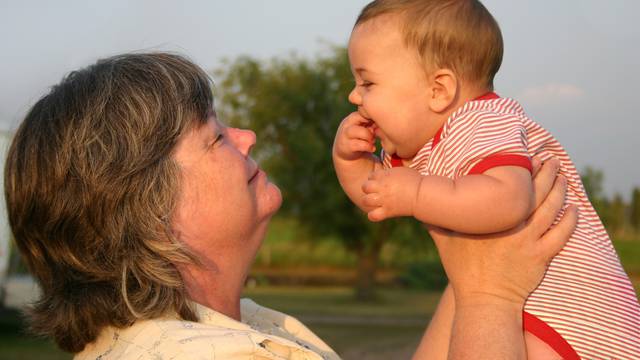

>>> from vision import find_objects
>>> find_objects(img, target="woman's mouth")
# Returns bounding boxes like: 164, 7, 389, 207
248, 168, 262, 183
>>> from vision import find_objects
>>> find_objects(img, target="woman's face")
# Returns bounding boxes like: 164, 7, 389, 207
172, 113, 282, 267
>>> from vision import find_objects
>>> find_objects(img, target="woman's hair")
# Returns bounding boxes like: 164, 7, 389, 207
356, 0, 503, 90
4, 52, 213, 353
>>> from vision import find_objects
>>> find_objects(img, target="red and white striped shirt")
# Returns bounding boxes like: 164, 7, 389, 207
384, 93, 640, 359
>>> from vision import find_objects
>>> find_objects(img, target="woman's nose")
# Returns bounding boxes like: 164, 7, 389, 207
228, 127, 256, 157
348, 87, 361, 105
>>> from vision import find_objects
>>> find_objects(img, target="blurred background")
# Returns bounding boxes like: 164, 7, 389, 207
1, 1, 639, 359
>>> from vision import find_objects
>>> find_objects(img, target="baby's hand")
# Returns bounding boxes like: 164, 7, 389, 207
362, 167, 422, 222
333, 112, 376, 162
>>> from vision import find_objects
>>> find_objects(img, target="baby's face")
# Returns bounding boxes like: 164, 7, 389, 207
347, 14, 441, 159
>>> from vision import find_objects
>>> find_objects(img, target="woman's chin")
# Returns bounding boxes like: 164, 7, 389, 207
259, 182, 282, 220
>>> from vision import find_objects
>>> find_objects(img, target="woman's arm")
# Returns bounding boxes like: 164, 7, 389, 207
412, 158, 578, 360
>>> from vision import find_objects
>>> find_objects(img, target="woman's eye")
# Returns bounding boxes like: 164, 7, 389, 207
210, 134, 224, 148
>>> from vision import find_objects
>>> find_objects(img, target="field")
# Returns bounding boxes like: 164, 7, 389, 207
2, 280, 639, 360
1, 218, 638, 359
0, 287, 439, 360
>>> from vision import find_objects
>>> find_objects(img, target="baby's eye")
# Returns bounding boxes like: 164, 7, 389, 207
359, 80, 373, 88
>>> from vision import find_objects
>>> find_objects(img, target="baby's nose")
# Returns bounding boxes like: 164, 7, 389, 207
348, 87, 361, 105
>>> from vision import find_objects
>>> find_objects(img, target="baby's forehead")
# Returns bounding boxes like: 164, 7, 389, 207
353, 12, 404, 34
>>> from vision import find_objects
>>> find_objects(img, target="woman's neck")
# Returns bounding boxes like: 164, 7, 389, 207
180, 264, 245, 321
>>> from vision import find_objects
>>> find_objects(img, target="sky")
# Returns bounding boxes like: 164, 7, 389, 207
1, 0, 639, 197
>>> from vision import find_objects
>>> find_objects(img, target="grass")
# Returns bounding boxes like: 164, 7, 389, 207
243, 286, 439, 318
1, 222, 638, 359
243, 286, 438, 359
613, 239, 640, 274
0, 308, 71, 360
255, 216, 441, 270
0, 287, 438, 360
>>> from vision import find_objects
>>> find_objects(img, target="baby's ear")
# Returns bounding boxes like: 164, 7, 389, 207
428, 69, 458, 113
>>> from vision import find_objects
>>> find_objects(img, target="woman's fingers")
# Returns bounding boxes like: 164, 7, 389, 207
539, 205, 578, 261
528, 174, 567, 238
531, 156, 542, 177
532, 157, 561, 212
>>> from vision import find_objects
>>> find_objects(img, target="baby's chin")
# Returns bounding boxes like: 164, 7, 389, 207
387, 146, 419, 160
378, 138, 419, 159
378, 141, 395, 156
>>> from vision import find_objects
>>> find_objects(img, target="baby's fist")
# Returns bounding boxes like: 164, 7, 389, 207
361, 167, 423, 221
333, 112, 376, 161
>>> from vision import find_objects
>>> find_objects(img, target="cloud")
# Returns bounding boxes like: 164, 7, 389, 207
518, 83, 585, 106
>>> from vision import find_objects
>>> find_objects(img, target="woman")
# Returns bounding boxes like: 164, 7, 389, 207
4, 53, 576, 359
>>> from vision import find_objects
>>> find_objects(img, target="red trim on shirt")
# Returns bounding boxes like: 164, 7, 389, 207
390, 154, 403, 167
474, 91, 500, 101
468, 154, 532, 175
523, 311, 581, 360
432, 127, 444, 149
391, 92, 501, 167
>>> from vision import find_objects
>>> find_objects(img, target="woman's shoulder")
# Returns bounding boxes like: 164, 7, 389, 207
74, 316, 262, 360
74, 301, 339, 360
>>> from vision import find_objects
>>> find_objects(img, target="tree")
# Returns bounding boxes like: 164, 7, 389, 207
581, 166, 605, 214
630, 187, 640, 233
607, 193, 626, 235
215, 48, 427, 300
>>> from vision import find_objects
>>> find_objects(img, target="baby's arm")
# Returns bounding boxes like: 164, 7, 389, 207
363, 165, 534, 234
332, 112, 383, 212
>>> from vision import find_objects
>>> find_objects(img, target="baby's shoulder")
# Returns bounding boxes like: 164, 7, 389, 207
446, 108, 525, 138
450, 106, 522, 126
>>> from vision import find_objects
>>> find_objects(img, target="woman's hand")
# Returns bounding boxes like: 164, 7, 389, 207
429, 157, 578, 308
422, 158, 578, 360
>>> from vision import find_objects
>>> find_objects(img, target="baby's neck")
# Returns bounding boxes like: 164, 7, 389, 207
438, 86, 493, 125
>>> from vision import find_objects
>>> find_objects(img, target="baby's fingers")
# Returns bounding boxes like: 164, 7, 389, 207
368, 169, 387, 181
348, 139, 376, 153
362, 193, 382, 208
343, 111, 373, 126
367, 208, 387, 222
345, 122, 375, 142
362, 179, 381, 194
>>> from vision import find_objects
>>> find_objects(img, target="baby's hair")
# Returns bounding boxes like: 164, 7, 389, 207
356, 0, 503, 90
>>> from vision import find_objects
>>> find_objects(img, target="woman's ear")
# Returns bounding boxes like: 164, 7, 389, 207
427, 69, 458, 113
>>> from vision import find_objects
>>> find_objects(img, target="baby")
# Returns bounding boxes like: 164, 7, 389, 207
333, 1, 640, 359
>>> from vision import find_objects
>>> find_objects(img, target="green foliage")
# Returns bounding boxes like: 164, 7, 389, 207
607, 194, 626, 234
213, 48, 431, 246
215, 48, 430, 298
399, 260, 448, 290
581, 166, 605, 212
580, 167, 639, 237
215, 49, 371, 248
614, 240, 640, 274
631, 187, 640, 231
